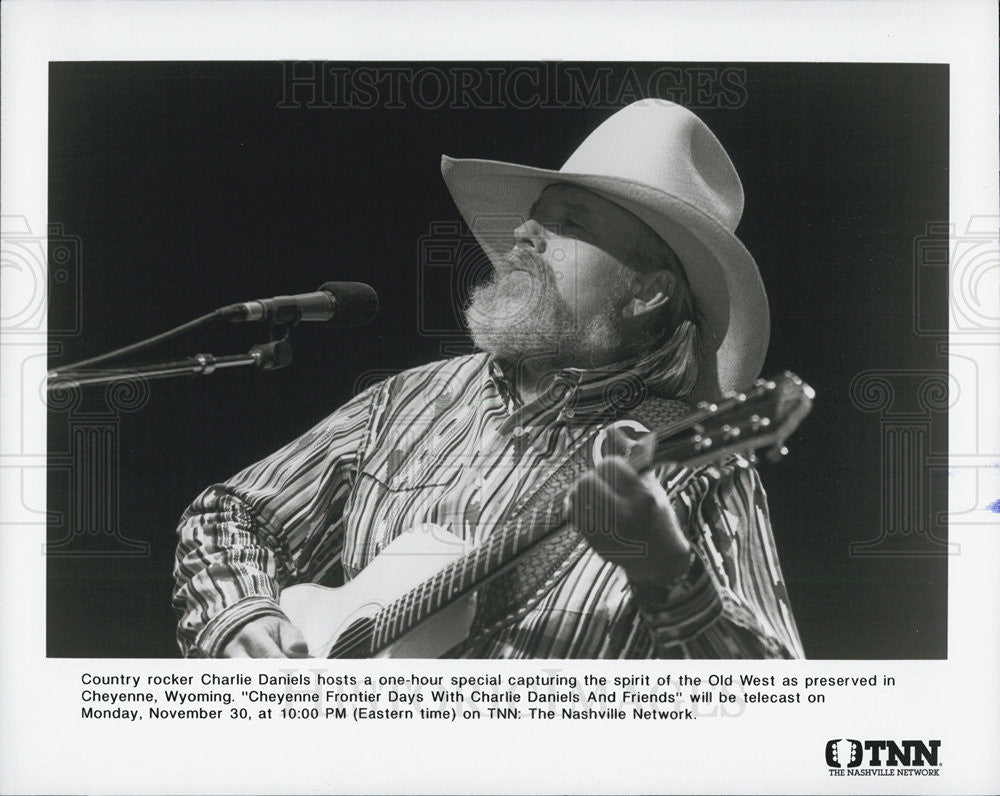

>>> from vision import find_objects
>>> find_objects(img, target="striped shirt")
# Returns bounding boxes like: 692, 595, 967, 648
173, 353, 804, 658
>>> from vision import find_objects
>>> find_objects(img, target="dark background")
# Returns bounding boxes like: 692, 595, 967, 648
47, 62, 949, 658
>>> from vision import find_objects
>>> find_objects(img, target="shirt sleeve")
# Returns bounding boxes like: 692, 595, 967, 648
633, 457, 805, 659
171, 383, 381, 657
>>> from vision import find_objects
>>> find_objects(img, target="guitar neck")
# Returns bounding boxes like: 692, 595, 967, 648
364, 372, 813, 655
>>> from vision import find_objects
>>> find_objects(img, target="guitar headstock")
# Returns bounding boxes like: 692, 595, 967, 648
648, 371, 815, 470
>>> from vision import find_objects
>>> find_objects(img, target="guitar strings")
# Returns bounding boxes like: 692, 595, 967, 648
326, 504, 567, 657
325, 398, 758, 657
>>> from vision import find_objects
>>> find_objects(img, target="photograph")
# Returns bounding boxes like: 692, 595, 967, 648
44, 61, 949, 660
2, 2, 997, 794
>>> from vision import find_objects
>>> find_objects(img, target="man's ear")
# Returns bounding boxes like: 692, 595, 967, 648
622, 270, 675, 318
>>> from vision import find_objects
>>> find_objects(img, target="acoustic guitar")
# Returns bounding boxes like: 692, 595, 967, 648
280, 372, 814, 658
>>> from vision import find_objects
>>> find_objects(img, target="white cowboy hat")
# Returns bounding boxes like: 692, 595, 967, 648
441, 99, 769, 400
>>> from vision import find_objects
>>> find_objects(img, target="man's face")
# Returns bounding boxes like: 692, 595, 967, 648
465, 183, 662, 367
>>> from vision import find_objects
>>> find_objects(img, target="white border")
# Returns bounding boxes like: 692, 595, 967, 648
2, 1, 998, 793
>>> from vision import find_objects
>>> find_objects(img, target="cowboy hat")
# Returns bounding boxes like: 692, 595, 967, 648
440, 99, 769, 400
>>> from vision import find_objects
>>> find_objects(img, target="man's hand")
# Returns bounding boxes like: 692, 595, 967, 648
568, 428, 692, 591
219, 615, 310, 658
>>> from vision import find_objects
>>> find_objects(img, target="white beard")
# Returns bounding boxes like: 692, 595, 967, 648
464, 249, 635, 367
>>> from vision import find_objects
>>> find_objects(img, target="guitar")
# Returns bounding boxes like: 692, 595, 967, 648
279, 372, 814, 658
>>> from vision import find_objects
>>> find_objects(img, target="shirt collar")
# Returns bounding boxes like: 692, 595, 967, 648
486, 352, 655, 428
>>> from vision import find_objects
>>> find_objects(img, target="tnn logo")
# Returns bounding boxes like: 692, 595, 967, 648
825, 739, 940, 768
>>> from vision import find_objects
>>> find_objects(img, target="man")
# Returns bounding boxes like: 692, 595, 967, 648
173, 100, 804, 659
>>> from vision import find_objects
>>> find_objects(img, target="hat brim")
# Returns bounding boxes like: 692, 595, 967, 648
441, 155, 769, 399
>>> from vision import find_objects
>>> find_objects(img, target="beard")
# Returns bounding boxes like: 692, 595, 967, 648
464, 249, 637, 367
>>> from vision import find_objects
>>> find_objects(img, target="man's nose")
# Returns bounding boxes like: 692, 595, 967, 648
513, 218, 547, 253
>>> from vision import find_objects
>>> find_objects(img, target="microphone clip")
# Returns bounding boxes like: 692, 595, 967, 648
259, 312, 300, 368
250, 339, 294, 371
268, 306, 300, 337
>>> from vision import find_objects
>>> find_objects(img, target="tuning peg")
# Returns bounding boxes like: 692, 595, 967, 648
765, 445, 789, 463
693, 434, 713, 451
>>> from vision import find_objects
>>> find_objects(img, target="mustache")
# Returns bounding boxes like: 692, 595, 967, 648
493, 248, 552, 281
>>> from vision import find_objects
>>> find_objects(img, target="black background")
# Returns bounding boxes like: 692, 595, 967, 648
47, 62, 949, 658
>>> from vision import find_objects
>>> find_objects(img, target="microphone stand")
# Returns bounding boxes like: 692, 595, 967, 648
47, 319, 297, 394
47, 340, 293, 392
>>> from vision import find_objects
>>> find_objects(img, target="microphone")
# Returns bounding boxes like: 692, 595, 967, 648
220, 281, 378, 327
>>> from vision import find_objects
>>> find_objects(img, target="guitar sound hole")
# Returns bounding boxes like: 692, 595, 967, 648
328, 617, 376, 658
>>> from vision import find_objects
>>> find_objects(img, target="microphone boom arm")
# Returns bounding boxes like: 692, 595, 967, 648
46, 340, 293, 393
46, 280, 376, 392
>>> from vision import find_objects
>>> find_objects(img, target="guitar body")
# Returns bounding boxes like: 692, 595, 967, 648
280, 523, 478, 658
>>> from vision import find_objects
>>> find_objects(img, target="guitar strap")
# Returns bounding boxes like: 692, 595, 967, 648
451, 395, 693, 656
